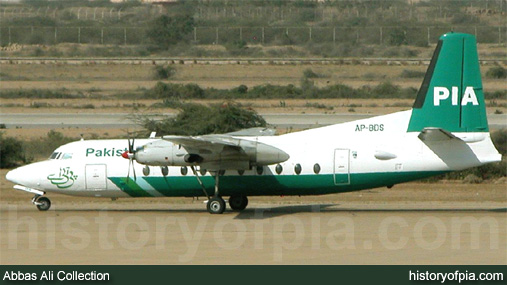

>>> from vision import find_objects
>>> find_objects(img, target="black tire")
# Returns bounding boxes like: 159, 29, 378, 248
36, 197, 51, 211
207, 197, 226, 214
229, 195, 248, 211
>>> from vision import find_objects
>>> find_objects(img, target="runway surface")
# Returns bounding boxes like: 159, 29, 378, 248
1, 180, 505, 265
1, 113, 506, 129
1, 203, 505, 265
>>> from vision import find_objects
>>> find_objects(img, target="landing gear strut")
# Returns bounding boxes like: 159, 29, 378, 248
32, 195, 51, 211
207, 171, 226, 214
191, 167, 226, 214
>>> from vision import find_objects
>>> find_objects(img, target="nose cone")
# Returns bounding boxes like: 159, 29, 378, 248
5, 164, 41, 188
6, 168, 22, 185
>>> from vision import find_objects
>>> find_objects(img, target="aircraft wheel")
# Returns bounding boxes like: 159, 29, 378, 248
229, 195, 248, 211
207, 197, 226, 214
36, 197, 51, 211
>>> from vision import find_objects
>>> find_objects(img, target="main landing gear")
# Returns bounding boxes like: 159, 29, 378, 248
190, 166, 249, 214
229, 194, 248, 211
32, 195, 51, 211
207, 196, 226, 214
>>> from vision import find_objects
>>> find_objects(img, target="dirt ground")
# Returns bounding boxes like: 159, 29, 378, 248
1, 169, 506, 265
1, 64, 506, 92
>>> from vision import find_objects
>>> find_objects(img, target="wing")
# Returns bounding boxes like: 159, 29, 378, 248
162, 134, 289, 169
163, 135, 242, 149
224, 127, 276, 136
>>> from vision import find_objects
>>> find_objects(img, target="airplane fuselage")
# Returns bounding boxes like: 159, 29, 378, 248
6, 110, 499, 199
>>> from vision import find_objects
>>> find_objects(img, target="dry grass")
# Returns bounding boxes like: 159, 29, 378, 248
1, 63, 506, 92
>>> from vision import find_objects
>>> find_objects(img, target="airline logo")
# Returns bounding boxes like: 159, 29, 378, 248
433, 86, 479, 106
47, 167, 78, 188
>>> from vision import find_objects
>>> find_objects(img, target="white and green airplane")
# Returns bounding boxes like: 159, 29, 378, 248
5, 33, 502, 214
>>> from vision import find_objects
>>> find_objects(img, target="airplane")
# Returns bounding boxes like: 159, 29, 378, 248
5, 32, 502, 214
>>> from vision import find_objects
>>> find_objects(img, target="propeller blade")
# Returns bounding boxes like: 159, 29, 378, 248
128, 138, 132, 153
132, 160, 137, 181
126, 158, 131, 181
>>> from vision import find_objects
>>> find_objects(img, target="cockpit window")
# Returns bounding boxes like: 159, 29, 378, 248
49, 152, 72, 160
62, 153, 73, 159
49, 152, 60, 159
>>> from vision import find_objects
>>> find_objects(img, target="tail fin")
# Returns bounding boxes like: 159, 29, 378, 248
407, 33, 488, 133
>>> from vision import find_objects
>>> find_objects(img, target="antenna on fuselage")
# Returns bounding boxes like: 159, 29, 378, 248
80, 134, 84, 141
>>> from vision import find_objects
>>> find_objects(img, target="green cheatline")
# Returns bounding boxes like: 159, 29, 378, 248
109, 171, 445, 197
108, 177, 153, 197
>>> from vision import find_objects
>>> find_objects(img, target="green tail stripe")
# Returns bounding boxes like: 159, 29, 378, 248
108, 177, 153, 197
408, 32, 488, 133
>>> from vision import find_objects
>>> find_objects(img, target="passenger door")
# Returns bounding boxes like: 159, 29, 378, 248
333, 149, 350, 185
85, 164, 107, 190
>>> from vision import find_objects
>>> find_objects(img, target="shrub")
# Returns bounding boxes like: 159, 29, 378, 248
400, 69, 425, 78
373, 82, 399, 97
486, 66, 507, 79
303, 68, 321, 79
0, 132, 28, 168
491, 129, 507, 156
233, 85, 248, 94
148, 82, 204, 99
153, 65, 176, 80
0, 89, 84, 99
304, 102, 333, 110
462, 174, 483, 184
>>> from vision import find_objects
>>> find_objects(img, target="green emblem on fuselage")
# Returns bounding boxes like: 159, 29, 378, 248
47, 167, 78, 188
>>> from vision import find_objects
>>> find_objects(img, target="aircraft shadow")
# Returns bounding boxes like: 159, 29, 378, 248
43, 205, 507, 220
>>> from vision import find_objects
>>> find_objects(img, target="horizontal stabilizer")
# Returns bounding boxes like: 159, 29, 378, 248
418, 127, 459, 142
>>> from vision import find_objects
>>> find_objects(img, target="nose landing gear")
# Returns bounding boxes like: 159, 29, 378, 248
32, 195, 51, 211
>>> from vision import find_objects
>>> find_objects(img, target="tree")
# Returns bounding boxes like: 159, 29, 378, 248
146, 15, 195, 49
139, 102, 267, 136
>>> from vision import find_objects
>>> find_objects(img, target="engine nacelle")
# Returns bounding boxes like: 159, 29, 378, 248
133, 138, 289, 170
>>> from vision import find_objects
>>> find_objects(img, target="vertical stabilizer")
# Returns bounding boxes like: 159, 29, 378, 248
407, 33, 488, 133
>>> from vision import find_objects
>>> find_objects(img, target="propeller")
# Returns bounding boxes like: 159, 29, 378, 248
121, 137, 136, 181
